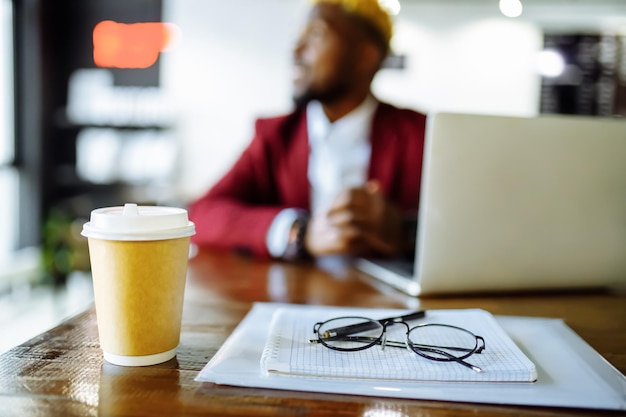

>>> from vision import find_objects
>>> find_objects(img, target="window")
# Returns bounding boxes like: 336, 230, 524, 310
0, 0, 17, 264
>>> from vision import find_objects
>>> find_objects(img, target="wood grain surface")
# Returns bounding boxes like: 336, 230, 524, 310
0, 248, 624, 417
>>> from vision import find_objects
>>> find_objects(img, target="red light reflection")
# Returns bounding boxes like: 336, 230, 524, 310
93, 21, 176, 69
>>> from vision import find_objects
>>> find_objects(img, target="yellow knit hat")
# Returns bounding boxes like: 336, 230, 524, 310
310, 0, 393, 48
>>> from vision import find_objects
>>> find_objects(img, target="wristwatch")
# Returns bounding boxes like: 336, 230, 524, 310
283, 215, 309, 261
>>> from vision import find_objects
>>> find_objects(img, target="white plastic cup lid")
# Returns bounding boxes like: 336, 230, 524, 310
81, 203, 196, 241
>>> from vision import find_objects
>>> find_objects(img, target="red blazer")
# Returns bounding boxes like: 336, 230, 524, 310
188, 102, 427, 258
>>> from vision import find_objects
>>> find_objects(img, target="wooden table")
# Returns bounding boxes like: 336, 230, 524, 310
1, 247, 624, 416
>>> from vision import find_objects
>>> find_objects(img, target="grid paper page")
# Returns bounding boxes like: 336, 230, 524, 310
260, 306, 537, 382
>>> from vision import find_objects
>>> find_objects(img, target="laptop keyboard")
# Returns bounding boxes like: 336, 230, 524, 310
369, 259, 414, 278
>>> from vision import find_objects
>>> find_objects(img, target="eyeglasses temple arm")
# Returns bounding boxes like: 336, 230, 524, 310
413, 345, 483, 373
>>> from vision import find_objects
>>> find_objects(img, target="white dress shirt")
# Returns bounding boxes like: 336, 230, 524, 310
266, 97, 378, 257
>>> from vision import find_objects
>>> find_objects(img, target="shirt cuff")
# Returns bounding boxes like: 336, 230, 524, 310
266, 209, 301, 258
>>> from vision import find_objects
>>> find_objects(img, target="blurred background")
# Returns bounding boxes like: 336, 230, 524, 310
1, 0, 625, 352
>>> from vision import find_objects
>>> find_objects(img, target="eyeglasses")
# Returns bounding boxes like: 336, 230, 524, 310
310, 316, 486, 373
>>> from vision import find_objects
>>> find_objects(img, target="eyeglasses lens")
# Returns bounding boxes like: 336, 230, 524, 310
407, 325, 478, 360
317, 317, 383, 351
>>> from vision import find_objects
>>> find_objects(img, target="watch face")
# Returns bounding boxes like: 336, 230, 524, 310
284, 217, 308, 260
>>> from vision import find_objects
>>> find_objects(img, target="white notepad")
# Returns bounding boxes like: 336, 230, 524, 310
260, 307, 537, 383
196, 303, 626, 410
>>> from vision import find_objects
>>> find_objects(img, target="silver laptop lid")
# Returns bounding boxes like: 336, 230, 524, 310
415, 112, 626, 295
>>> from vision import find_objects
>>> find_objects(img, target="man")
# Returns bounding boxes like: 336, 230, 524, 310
188, 0, 426, 260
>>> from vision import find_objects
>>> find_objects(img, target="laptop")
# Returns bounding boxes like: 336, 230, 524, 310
356, 112, 626, 296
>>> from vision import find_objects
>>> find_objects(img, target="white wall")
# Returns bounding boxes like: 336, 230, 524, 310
160, 0, 623, 202
161, 0, 306, 200
373, 4, 542, 115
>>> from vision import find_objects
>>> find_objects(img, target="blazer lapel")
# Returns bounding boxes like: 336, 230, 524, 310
368, 102, 400, 198
291, 110, 311, 209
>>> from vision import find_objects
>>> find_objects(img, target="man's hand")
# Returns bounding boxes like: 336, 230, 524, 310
305, 181, 404, 257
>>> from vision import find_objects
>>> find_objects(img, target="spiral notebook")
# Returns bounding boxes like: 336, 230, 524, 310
260, 306, 537, 383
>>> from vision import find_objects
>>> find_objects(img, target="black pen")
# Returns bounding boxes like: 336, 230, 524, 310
320, 311, 426, 339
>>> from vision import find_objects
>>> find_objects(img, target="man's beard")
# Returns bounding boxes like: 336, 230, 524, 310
292, 89, 313, 109
292, 79, 352, 109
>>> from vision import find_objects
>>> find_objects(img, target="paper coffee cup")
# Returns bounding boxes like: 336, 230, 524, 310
82, 203, 195, 366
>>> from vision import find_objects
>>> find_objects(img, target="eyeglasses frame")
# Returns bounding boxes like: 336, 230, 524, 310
311, 316, 486, 373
